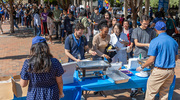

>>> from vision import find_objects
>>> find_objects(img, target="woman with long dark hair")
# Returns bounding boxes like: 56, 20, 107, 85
20, 36, 64, 100
47, 12, 55, 44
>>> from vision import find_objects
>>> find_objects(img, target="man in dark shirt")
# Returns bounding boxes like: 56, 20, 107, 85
90, 7, 103, 35
64, 22, 96, 62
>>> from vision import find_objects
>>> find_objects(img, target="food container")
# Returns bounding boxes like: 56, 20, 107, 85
77, 60, 110, 69
110, 62, 122, 70
77, 60, 110, 80
106, 70, 130, 84
120, 69, 133, 76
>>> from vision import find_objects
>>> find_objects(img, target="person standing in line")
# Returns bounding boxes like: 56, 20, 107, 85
13, 7, 19, 30
166, 13, 177, 36
110, 22, 129, 64
131, 15, 156, 97
136, 21, 179, 100
90, 7, 103, 35
53, 5, 62, 39
34, 9, 41, 36
47, 12, 55, 44
20, 36, 64, 100
123, 20, 134, 58
41, 7, 49, 37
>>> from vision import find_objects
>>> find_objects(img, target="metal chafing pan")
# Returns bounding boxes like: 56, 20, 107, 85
106, 69, 130, 84
77, 60, 110, 80
77, 60, 110, 69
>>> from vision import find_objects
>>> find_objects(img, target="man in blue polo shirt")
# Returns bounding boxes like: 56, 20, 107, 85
65, 22, 97, 62
136, 21, 179, 100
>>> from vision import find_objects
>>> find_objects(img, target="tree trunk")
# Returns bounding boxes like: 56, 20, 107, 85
74, 0, 77, 6
124, 0, 128, 19
90, 0, 93, 12
85, 0, 87, 8
41, 0, 44, 7
48, 0, 50, 5
145, 0, 149, 16
138, 0, 143, 17
9, 0, 14, 33
132, 7, 137, 28
77, 0, 80, 6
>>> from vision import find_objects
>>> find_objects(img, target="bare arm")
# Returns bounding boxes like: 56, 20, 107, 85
142, 56, 156, 68
20, 79, 28, 87
134, 39, 149, 47
56, 76, 64, 98
65, 49, 80, 62
136, 56, 155, 71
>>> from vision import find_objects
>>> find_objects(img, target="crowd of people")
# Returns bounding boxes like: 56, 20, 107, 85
4, 3, 177, 100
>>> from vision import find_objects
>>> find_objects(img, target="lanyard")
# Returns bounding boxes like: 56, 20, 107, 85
72, 34, 81, 47
115, 34, 121, 41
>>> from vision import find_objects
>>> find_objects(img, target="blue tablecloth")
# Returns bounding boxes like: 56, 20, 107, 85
74, 70, 148, 91
61, 82, 81, 100
74, 70, 175, 100
13, 81, 81, 100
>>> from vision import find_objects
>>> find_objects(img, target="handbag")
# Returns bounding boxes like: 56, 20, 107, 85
104, 44, 117, 58
171, 19, 179, 34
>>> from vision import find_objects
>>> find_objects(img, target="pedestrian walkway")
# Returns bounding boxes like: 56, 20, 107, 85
0, 23, 179, 99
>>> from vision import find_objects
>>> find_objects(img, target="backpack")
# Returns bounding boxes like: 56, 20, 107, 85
72, 17, 85, 32
68, 34, 86, 53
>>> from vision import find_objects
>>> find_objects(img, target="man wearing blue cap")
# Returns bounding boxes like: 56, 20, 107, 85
136, 21, 179, 100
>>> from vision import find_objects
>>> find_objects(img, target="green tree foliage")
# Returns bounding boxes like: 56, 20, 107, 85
150, 0, 179, 8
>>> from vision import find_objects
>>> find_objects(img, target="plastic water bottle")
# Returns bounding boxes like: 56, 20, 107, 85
139, 53, 142, 59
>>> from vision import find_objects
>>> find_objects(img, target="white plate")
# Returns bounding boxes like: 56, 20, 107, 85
119, 47, 127, 50
108, 49, 116, 52
135, 73, 148, 77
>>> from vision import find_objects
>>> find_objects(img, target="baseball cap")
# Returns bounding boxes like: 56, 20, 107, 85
32, 36, 46, 45
155, 21, 166, 31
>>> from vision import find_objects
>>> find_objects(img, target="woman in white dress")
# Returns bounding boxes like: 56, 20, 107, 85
47, 12, 55, 44
110, 23, 129, 64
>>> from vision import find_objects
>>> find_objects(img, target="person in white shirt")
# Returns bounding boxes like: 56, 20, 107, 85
33, 9, 41, 36
47, 12, 55, 44
110, 22, 129, 64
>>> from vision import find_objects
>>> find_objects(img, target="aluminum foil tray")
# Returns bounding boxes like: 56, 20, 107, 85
106, 70, 130, 84
77, 60, 110, 69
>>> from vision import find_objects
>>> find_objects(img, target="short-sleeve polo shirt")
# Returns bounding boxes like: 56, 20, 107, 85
148, 32, 179, 68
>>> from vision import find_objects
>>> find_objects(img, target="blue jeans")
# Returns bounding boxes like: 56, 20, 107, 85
5, 12, 9, 20
26, 17, 32, 28
21, 16, 24, 26
35, 25, 41, 36
14, 19, 19, 29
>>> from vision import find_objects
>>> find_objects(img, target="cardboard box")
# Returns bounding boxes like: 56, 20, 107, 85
13, 75, 28, 97
0, 76, 14, 100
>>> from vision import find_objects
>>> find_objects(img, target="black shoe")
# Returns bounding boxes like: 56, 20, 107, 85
130, 90, 138, 97
94, 91, 99, 95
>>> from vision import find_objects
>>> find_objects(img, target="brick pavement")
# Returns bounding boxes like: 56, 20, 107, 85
0, 21, 180, 99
